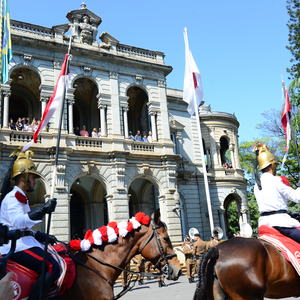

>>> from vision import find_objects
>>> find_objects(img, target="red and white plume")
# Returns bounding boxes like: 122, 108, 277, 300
69, 212, 151, 252
22, 54, 70, 152
183, 27, 204, 116
281, 81, 291, 167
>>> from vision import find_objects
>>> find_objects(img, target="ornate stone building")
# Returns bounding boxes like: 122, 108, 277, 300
0, 3, 248, 243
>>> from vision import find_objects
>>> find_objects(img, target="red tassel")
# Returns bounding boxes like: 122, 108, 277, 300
70, 239, 81, 251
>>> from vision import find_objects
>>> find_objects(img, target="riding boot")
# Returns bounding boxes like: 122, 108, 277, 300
28, 272, 54, 300
188, 278, 193, 283
158, 280, 166, 287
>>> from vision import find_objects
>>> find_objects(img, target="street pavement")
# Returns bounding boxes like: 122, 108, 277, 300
114, 275, 298, 300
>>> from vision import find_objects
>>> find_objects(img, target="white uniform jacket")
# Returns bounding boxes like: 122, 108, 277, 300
0, 186, 43, 254
254, 172, 300, 228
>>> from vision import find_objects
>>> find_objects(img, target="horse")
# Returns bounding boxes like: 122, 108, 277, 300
60, 210, 182, 300
193, 237, 300, 300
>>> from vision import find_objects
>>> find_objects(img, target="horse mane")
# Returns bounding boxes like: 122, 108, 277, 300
69, 212, 151, 252
194, 247, 219, 300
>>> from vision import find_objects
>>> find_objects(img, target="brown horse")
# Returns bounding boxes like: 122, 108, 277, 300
61, 210, 181, 300
193, 237, 300, 300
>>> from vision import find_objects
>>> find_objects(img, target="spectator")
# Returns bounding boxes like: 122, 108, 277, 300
128, 131, 135, 141
91, 128, 98, 138
134, 130, 142, 142
80, 125, 89, 137
98, 128, 102, 137
142, 134, 148, 142
16, 118, 23, 131
147, 131, 153, 143
9, 118, 16, 130
74, 126, 80, 136
34, 120, 40, 132
22, 117, 29, 132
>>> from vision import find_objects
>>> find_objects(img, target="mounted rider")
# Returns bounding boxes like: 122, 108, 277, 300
0, 149, 59, 300
254, 143, 300, 243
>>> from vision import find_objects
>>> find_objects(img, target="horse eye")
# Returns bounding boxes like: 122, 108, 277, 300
163, 237, 170, 242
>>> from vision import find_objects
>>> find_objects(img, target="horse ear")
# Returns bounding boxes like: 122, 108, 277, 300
151, 209, 161, 225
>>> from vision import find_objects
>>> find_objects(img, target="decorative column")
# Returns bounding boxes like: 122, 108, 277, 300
233, 132, 241, 169
123, 107, 129, 138
67, 99, 75, 134
99, 104, 107, 136
2, 90, 11, 128
40, 96, 49, 119
229, 143, 236, 169
150, 112, 158, 141
109, 72, 122, 136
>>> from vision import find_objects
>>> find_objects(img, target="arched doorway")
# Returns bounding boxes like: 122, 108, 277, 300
73, 77, 99, 134
28, 178, 47, 232
127, 86, 150, 137
128, 178, 159, 217
9, 67, 41, 123
223, 193, 241, 238
70, 176, 107, 239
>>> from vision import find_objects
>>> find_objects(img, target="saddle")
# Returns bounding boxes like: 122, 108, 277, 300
258, 225, 300, 276
3, 243, 76, 300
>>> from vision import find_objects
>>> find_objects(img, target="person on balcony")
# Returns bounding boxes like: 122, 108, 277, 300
128, 131, 135, 141
9, 118, 16, 130
16, 118, 23, 131
91, 128, 98, 138
80, 125, 89, 137
147, 131, 153, 143
142, 134, 148, 142
134, 130, 142, 142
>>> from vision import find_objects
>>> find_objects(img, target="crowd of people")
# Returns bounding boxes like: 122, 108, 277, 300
128, 130, 153, 142
182, 231, 222, 283
74, 125, 154, 142
8, 117, 41, 132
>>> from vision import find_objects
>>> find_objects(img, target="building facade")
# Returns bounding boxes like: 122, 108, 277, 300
0, 4, 248, 243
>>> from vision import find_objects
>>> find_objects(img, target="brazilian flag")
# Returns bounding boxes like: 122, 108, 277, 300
0, 0, 12, 84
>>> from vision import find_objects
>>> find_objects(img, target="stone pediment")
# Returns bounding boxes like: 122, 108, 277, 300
67, 6, 102, 26
100, 32, 119, 45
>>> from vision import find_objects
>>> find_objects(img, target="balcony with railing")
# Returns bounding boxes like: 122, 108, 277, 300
0, 129, 174, 157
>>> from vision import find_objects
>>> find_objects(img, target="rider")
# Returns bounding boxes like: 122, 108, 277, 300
254, 143, 300, 243
0, 150, 59, 300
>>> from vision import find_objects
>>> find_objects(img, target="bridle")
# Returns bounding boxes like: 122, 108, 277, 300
139, 222, 177, 271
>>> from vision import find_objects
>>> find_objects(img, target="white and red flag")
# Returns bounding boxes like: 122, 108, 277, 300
22, 53, 70, 151
183, 27, 204, 116
281, 81, 292, 167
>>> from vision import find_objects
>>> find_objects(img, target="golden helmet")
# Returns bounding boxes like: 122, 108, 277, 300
254, 143, 276, 170
11, 149, 39, 179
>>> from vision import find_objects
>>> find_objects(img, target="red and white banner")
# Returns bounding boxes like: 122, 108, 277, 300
22, 54, 70, 151
183, 27, 204, 116
281, 81, 291, 167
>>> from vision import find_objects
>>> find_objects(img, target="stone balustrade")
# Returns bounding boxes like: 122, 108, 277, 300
75, 136, 102, 148
11, 20, 54, 37
116, 44, 161, 62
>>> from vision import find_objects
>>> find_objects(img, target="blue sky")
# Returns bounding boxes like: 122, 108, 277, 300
9, 0, 291, 142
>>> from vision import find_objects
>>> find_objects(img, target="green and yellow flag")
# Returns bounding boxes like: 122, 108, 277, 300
0, 0, 12, 83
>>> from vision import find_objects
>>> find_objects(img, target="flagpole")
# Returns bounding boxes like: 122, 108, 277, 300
50, 35, 73, 197
193, 98, 215, 235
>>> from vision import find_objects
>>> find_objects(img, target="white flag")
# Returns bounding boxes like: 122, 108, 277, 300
183, 27, 204, 116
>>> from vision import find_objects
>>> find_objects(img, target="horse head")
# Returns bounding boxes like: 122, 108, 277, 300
138, 209, 181, 280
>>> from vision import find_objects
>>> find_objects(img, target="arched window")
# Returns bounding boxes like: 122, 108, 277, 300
128, 178, 159, 216
73, 77, 99, 135
220, 136, 231, 167
127, 86, 150, 139
9, 67, 41, 127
